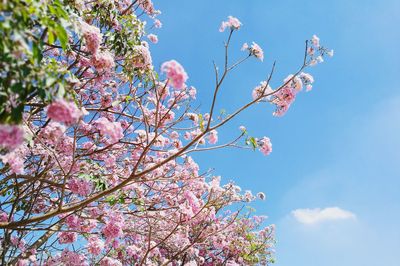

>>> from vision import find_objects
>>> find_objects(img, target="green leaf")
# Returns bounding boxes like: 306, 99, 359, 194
48, 30, 55, 45
54, 24, 68, 50
248, 137, 258, 150
198, 114, 204, 131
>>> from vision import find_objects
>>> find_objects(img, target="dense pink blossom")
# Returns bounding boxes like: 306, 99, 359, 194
59, 249, 88, 266
100, 257, 123, 266
0, 124, 24, 150
271, 85, 297, 117
0, 211, 8, 222
65, 215, 82, 229
138, 0, 156, 15
58, 231, 77, 244
161, 60, 188, 89
132, 42, 153, 69
219, 16, 242, 32
67, 178, 92, 196
258, 137, 272, 156
102, 221, 123, 240
16, 259, 29, 266
1, 146, 26, 174
95, 117, 124, 143
47, 99, 82, 125
81, 22, 102, 54
92, 51, 115, 72
87, 236, 104, 255
39, 122, 66, 145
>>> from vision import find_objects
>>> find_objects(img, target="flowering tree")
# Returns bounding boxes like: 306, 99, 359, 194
0, 1, 332, 265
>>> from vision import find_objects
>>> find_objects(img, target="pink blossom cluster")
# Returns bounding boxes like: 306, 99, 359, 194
81, 22, 102, 54
307, 34, 334, 66
219, 16, 242, 32
0, 124, 24, 151
87, 236, 104, 255
252, 81, 273, 101
67, 178, 92, 196
101, 213, 124, 241
132, 42, 153, 69
242, 42, 264, 61
1, 144, 27, 174
92, 51, 115, 72
79, 21, 116, 73
147, 33, 158, 44
95, 117, 124, 143
270, 72, 315, 116
161, 60, 188, 89
58, 231, 78, 244
258, 137, 272, 156
47, 99, 82, 125
208, 130, 218, 144
138, 0, 157, 15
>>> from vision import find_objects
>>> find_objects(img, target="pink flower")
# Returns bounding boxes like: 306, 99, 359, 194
138, 0, 156, 15
40, 122, 66, 145
132, 42, 153, 69
92, 51, 115, 72
250, 42, 264, 61
0, 124, 24, 150
258, 137, 272, 156
47, 99, 82, 125
58, 232, 77, 244
95, 117, 124, 143
161, 60, 188, 89
154, 19, 162, 28
17, 259, 29, 266
65, 215, 82, 229
100, 257, 123, 266
284, 74, 303, 92
147, 34, 158, 44
243, 42, 264, 61
188, 86, 197, 99
219, 16, 242, 32
271, 81, 297, 117
311, 34, 320, 47
67, 178, 92, 196
0, 211, 8, 222
299, 72, 314, 92
252, 81, 273, 101
60, 249, 88, 266
81, 22, 102, 54
208, 130, 218, 144
1, 148, 25, 174
87, 236, 104, 255
102, 222, 123, 240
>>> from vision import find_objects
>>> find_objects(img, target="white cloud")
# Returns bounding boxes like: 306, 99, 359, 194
292, 207, 356, 225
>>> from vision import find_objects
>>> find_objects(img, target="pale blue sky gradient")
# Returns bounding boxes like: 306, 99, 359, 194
151, 1, 400, 265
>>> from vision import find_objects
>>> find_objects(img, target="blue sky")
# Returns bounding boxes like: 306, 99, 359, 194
151, 1, 400, 265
